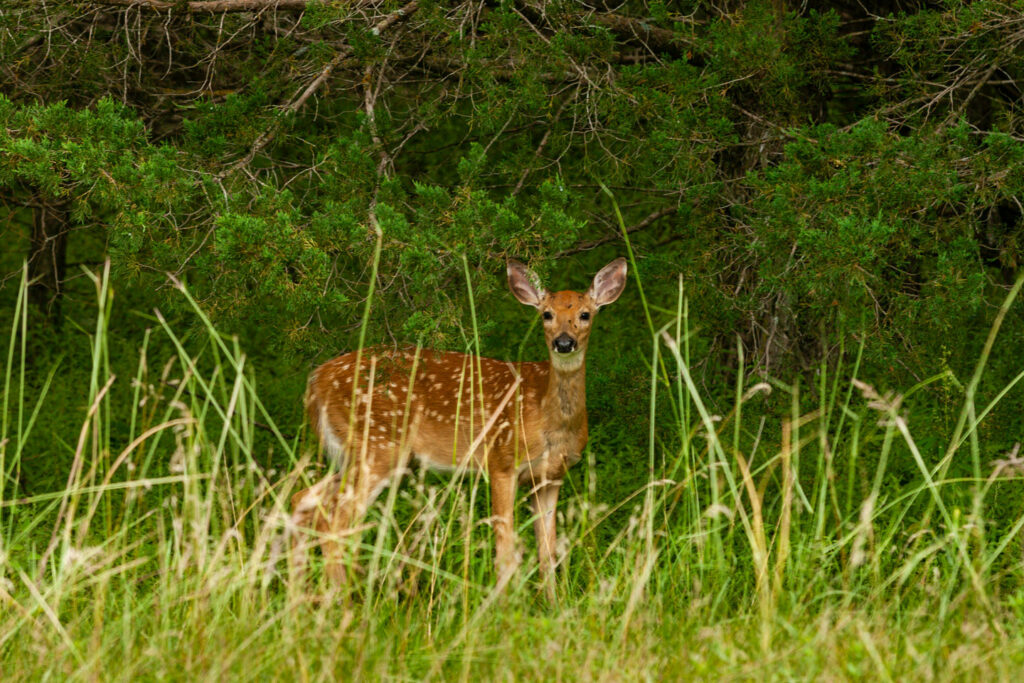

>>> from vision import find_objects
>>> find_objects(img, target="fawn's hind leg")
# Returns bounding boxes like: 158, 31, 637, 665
290, 468, 390, 584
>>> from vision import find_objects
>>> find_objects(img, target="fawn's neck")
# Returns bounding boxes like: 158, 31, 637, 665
542, 359, 587, 423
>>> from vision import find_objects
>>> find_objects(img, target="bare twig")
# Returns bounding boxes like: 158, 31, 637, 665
556, 204, 679, 257
73, 0, 321, 12
218, 0, 419, 179
950, 59, 1003, 122
512, 94, 573, 197
589, 10, 694, 59
516, 3, 696, 59
364, 63, 386, 233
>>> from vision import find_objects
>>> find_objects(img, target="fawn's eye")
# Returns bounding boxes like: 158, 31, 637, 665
580, 311, 591, 321
543, 311, 554, 321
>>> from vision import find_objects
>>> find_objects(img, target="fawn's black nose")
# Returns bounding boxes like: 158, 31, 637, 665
552, 334, 577, 354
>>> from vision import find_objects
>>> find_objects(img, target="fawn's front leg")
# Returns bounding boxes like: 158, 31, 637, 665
489, 467, 519, 586
531, 480, 561, 601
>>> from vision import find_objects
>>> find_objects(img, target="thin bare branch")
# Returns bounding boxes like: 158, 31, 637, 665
512, 94, 573, 197
70, 0, 320, 12
218, 0, 419, 179
556, 204, 680, 257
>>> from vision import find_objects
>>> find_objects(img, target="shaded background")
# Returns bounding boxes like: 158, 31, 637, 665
2, 0, 1024, 506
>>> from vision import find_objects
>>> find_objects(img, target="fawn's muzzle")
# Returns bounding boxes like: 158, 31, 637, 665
552, 334, 577, 354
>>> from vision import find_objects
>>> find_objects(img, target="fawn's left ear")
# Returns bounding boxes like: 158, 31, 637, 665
588, 257, 628, 307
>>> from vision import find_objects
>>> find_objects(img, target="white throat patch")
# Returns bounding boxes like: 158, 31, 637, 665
550, 351, 585, 372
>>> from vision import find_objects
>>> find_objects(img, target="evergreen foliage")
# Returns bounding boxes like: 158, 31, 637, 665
3, 0, 1022, 373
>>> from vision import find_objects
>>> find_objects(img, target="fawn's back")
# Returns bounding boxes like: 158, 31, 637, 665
305, 347, 585, 484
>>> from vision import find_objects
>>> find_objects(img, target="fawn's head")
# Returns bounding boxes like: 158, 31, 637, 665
507, 257, 627, 370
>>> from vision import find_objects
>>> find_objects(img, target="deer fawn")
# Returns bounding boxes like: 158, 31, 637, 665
291, 258, 627, 592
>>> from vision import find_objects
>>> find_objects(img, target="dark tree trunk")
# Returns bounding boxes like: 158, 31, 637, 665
27, 198, 69, 327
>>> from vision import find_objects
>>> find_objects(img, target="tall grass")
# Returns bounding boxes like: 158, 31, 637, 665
3, 258, 1024, 680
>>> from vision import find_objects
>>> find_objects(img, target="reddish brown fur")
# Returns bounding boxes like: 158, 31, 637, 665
291, 258, 627, 593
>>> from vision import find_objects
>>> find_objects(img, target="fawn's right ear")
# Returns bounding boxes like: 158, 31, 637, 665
507, 260, 546, 309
